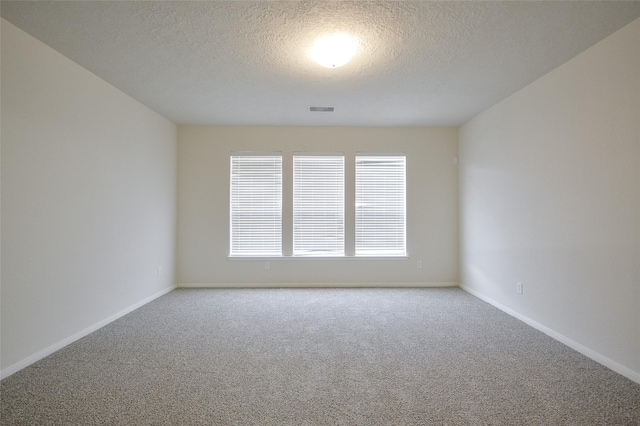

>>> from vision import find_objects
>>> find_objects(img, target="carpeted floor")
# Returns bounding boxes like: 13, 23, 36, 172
1, 288, 639, 425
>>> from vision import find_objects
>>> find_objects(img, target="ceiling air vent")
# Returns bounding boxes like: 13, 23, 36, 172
309, 106, 334, 112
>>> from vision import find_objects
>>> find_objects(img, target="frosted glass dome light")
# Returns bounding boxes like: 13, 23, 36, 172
310, 33, 358, 68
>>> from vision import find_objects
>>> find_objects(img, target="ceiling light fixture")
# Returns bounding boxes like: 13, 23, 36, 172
309, 33, 358, 68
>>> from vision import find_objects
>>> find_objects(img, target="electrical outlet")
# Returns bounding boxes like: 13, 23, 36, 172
417, 260, 423, 269
157, 266, 162, 277
517, 282, 523, 294
264, 261, 270, 270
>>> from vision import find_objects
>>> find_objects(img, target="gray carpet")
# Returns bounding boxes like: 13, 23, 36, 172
1, 288, 639, 425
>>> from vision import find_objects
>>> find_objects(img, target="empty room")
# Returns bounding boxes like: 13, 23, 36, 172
1, 1, 639, 424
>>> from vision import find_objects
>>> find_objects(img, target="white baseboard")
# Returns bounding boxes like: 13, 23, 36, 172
179, 282, 459, 288
1, 285, 176, 380
460, 284, 640, 385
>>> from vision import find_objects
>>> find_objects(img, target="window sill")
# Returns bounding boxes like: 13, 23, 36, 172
228, 256, 410, 261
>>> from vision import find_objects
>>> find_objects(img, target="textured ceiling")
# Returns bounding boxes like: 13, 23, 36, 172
2, 1, 640, 126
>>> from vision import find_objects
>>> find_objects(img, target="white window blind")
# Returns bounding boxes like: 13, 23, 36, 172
355, 154, 406, 256
230, 153, 282, 256
293, 154, 345, 256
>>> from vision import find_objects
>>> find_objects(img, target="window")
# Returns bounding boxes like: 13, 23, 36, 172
355, 154, 406, 256
230, 153, 282, 256
293, 154, 344, 256
229, 152, 407, 258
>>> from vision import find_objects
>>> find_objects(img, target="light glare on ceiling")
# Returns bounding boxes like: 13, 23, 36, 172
310, 33, 358, 68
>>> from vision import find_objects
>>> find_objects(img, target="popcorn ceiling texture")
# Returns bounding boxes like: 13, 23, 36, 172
2, 1, 639, 126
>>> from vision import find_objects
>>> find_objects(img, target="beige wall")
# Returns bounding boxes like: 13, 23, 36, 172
1, 20, 178, 376
178, 126, 458, 286
459, 18, 640, 381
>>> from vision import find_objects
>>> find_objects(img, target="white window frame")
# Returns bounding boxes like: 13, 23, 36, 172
355, 154, 406, 257
228, 152, 409, 260
229, 153, 282, 257
293, 153, 345, 257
